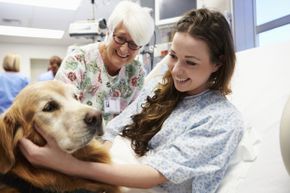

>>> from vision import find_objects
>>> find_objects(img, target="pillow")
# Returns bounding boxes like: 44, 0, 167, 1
216, 125, 260, 193
144, 55, 169, 84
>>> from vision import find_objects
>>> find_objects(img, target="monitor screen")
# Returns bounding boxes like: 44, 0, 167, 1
155, 0, 197, 26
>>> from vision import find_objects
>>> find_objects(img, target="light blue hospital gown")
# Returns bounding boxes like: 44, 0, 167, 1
103, 78, 244, 193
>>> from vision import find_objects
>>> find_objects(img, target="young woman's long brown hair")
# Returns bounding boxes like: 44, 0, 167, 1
121, 8, 236, 156
122, 71, 184, 156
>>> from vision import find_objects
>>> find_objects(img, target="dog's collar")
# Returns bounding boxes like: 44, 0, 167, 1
0, 173, 97, 193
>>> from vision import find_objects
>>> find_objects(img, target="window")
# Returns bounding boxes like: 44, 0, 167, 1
258, 24, 290, 47
233, 0, 290, 51
256, 0, 290, 25
255, 0, 290, 47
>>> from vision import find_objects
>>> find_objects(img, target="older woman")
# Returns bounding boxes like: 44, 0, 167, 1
55, 1, 155, 124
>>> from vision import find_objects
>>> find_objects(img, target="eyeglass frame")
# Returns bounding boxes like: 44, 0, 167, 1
112, 34, 142, 50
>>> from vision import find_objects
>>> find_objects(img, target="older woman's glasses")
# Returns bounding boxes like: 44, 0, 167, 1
113, 34, 141, 50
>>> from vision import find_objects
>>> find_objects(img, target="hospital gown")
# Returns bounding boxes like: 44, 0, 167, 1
103, 78, 244, 193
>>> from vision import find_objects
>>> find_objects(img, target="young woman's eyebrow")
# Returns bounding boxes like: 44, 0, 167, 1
170, 49, 200, 60
169, 49, 176, 54
185, 55, 200, 61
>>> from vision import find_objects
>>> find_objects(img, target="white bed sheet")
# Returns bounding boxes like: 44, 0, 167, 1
236, 125, 290, 193
230, 41, 290, 193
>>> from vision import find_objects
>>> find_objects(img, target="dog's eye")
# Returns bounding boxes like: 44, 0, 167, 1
42, 101, 59, 112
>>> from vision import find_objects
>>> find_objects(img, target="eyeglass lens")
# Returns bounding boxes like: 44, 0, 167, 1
113, 35, 140, 50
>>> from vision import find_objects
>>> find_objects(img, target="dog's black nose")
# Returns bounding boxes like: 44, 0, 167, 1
84, 111, 101, 126
84, 111, 103, 136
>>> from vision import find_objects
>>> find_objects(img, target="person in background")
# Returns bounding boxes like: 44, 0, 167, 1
20, 8, 244, 193
54, 0, 155, 125
38, 55, 62, 81
0, 53, 29, 114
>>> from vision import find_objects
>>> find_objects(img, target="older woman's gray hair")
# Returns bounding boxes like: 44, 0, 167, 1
2, 54, 21, 72
107, 1, 154, 46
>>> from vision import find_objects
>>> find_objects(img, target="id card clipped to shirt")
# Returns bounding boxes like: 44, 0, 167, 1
104, 97, 121, 114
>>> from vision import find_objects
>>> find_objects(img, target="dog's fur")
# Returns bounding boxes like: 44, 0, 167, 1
0, 80, 120, 193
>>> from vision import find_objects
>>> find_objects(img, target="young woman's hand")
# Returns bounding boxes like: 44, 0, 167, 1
19, 127, 167, 188
19, 126, 76, 173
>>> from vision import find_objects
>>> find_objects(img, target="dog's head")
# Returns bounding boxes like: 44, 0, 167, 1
0, 80, 103, 174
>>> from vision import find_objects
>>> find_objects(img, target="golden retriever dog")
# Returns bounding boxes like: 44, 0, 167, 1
0, 80, 120, 193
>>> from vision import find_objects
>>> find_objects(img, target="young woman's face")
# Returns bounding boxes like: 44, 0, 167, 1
168, 32, 220, 95
105, 23, 140, 71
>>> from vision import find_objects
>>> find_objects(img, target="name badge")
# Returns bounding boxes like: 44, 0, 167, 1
104, 97, 121, 114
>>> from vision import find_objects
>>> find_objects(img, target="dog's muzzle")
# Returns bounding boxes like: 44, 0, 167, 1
84, 111, 103, 136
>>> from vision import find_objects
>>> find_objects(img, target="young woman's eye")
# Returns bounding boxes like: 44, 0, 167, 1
169, 53, 177, 59
186, 61, 197, 66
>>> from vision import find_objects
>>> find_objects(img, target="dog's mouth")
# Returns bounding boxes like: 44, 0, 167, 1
61, 132, 96, 153
28, 123, 47, 147
65, 147, 75, 153
80, 133, 95, 147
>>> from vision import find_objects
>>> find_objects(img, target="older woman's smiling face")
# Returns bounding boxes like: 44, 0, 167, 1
105, 23, 140, 75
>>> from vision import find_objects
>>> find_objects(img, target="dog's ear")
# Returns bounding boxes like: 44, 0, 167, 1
0, 107, 23, 174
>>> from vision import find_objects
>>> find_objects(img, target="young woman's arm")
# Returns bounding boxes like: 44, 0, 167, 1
19, 128, 167, 188
68, 158, 166, 188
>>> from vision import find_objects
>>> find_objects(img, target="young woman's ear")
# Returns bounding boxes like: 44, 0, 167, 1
212, 55, 225, 72
212, 63, 222, 73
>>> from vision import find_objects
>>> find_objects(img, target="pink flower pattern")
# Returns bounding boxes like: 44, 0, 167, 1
54, 43, 145, 124
131, 76, 138, 87
67, 72, 77, 81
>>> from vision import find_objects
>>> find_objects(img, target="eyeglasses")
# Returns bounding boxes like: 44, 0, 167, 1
113, 34, 141, 50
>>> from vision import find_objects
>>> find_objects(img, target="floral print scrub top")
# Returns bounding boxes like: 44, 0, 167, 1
103, 78, 244, 193
55, 42, 145, 125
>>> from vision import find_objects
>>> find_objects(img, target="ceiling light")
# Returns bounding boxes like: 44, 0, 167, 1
0, 25, 64, 39
0, 0, 82, 10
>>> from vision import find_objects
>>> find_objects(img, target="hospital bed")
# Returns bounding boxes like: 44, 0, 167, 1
111, 40, 290, 192
230, 41, 290, 193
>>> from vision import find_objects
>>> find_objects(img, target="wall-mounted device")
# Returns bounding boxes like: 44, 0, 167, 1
155, 0, 196, 26
68, 0, 107, 41
69, 18, 107, 40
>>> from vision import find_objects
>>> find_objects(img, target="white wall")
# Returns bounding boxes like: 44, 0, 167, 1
0, 43, 67, 79
197, 0, 231, 12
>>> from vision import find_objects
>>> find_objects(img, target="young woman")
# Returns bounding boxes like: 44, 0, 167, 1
54, 1, 155, 124
20, 8, 244, 193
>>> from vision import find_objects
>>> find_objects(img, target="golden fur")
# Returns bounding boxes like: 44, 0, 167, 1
0, 80, 120, 193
